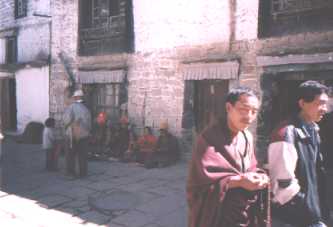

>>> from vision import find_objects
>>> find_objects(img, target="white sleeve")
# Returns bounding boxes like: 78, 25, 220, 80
268, 141, 301, 205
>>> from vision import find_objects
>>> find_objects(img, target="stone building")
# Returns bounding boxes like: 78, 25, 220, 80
2, 0, 333, 162
0, 0, 51, 132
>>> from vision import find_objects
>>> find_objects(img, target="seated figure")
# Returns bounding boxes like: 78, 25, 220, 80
109, 116, 130, 159
135, 126, 157, 164
144, 122, 180, 168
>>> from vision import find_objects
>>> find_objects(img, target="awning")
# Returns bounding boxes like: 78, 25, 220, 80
256, 52, 333, 67
182, 61, 239, 80
0, 28, 18, 38
0, 71, 14, 78
77, 69, 126, 84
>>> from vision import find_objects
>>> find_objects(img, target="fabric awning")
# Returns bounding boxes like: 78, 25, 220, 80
256, 52, 333, 67
77, 69, 126, 84
0, 71, 14, 78
182, 61, 239, 80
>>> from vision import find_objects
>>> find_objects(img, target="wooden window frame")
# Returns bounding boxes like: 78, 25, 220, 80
5, 37, 17, 64
15, 0, 27, 19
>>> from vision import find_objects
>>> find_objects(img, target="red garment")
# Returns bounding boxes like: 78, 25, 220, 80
137, 134, 157, 152
187, 120, 260, 227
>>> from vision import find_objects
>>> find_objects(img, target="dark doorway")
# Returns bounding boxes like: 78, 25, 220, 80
194, 80, 229, 132
271, 78, 333, 129
0, 78, 17, 130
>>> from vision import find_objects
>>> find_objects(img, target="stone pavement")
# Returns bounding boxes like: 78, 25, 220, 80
0, 138, 188, 227
1, 138, 332, 227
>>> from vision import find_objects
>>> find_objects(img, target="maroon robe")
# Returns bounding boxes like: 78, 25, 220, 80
187, 120, 264, 227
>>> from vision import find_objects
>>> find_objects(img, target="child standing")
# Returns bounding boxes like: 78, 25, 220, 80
43, 118, 57, 171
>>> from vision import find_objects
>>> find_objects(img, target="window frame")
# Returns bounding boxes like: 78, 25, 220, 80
5, 36, 17, 64
15, 0, 27, 19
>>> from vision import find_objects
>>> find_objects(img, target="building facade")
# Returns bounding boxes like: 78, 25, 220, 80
2, 0, 333, 161
0, 0, 51, 132
50, 0, 333, 161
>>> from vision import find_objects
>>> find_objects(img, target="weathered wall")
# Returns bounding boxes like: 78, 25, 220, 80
50, 0, 79, 131
133, 0, 259, 51
15, 66, 49, 131
0, 0, 51, 63
0, 38, 5, 63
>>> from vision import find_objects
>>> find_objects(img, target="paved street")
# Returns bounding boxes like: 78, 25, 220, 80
0, 138, 188, 227
1, 137, 333, 227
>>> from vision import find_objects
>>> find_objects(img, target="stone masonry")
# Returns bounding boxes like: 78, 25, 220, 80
46, 0, 333, 161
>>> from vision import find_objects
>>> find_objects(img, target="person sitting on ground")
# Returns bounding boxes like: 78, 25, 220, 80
136, 126, 157, 164
144, 122, 180, 168
109, 116, 130, 159
122, 129, 139, 162
43, 117, 59, 171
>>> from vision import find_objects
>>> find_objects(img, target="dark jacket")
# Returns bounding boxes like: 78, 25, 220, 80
269, 115, 328, 226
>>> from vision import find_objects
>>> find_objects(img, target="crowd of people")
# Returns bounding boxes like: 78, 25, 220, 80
42, 88, 180, 179
41, 80, 332, 227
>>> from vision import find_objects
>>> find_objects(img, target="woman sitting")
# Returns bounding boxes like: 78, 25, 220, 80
135, 126, 157, 164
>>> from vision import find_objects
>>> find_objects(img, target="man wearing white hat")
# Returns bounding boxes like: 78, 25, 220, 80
63, 89, 92, 178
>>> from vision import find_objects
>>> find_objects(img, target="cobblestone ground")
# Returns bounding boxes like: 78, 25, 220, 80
0, 138, 188, 227
0, 138, 332, 227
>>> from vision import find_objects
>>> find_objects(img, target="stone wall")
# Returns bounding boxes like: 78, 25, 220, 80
50, 0, 79, 133
0, 0, 51, 63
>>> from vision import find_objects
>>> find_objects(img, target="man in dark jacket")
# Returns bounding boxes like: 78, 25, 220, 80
268, 81, 329, 227
187, 87, 269, 227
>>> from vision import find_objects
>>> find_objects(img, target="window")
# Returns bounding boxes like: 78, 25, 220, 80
5, 37, 17, 64
109, 0, 120, 17
80, 0, 120, 28
271, 0, 332, 17
259, 0, 333, 37
15, 0, 27, 18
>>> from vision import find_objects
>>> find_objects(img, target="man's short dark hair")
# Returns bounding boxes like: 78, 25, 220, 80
297, 80, 328, 103
45, 118, 55, 128
225, 86, 258, 105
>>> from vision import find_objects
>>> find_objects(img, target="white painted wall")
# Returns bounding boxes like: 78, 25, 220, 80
0, 38, 5, 64
17, 23, 50, 62
15, 66, 49, 132
133, 0, 259, 51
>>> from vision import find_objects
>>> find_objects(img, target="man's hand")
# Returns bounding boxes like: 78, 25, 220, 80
228, 172, 269, 191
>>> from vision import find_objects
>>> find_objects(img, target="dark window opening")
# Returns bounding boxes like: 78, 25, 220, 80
79, 0, 121, 29
84, 83, 127, 123
15, 0, 27, 18
109, 0, 120, 17
259, 0, 333, 37
5, 37, 17, 64
78, 0, 134, 55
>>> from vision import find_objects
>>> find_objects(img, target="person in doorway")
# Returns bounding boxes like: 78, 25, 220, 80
268, 80, 329, 227
63, 89, 92, 178
144, 122, 180, 168
187, 87, 269, 227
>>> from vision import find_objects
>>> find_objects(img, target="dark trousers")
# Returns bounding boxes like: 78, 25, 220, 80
45, 148, 57, 171
66, 137, 88, 177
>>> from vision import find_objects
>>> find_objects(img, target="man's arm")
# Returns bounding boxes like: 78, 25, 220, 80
268, 141, 300, 205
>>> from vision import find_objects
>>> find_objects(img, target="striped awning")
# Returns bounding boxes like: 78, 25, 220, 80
77, 69, 126, 84
256, 52, 333, 67
0, 71, 14, 78
182, 61, 239, 80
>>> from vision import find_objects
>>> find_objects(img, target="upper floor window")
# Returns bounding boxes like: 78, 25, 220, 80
5, 37, 17, 64
15, 0, 27, 18
271, 0, 332, 18
259, 0, 333, 37
80, 0, 120, 29
78, 0, 134, 55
